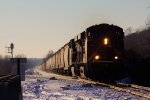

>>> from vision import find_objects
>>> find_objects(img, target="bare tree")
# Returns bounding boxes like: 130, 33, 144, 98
125, 27, 133, 35
45, 50, 54, 60
145, 15, 150, 27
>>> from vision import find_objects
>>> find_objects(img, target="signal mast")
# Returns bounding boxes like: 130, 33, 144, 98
5, 43, 14, 58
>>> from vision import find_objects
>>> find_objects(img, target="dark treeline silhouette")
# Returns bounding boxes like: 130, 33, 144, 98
0, 52, 48, 75
0, 54, 28, 75
0, 57, 43, 74
26, 58, 42, 69
124, 27, 150, 85
125, 27, 150, 57
0, 55, 43, 75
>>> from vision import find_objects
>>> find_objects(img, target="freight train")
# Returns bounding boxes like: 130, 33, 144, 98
36, 24, 124, 81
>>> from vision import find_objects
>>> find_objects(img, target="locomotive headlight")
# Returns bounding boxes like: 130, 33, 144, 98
114, 56, 118, 60
104, 38, 109, 45
95, 55, 100, 60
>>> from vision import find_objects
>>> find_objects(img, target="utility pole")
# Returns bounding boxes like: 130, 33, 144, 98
146, 7, 150, 27
5, 43, 14, 58
146, 15, 150, 26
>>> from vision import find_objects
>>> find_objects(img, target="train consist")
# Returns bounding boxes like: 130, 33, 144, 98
36, 24, 124, 81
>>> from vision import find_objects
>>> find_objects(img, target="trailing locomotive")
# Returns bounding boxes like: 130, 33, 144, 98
37, 24, 124, 81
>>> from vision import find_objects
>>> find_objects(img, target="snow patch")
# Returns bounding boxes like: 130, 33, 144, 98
22, 69, 148, 100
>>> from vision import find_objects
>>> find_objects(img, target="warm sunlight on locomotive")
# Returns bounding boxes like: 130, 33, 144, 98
114, 56, 118, 60
104, 38, 109, 45
95, 55, 100, 60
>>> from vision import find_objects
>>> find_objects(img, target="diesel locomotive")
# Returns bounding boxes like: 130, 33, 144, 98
36, 24, 124, 81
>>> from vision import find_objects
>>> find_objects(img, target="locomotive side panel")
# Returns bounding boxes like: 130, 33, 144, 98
69, 47, 72, 66
77, 32, 87, 65
75, 41, 82, 64
83, 35, 88, 63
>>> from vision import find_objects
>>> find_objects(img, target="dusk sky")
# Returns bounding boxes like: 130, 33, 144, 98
0, 0, 150, 58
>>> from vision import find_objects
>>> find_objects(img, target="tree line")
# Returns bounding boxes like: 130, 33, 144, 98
124, 26, 150, 83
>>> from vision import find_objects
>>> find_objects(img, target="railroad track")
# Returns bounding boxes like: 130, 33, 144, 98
76, 78, 150, 99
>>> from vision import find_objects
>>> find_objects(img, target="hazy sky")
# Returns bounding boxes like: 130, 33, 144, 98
0, 0, 150, 58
